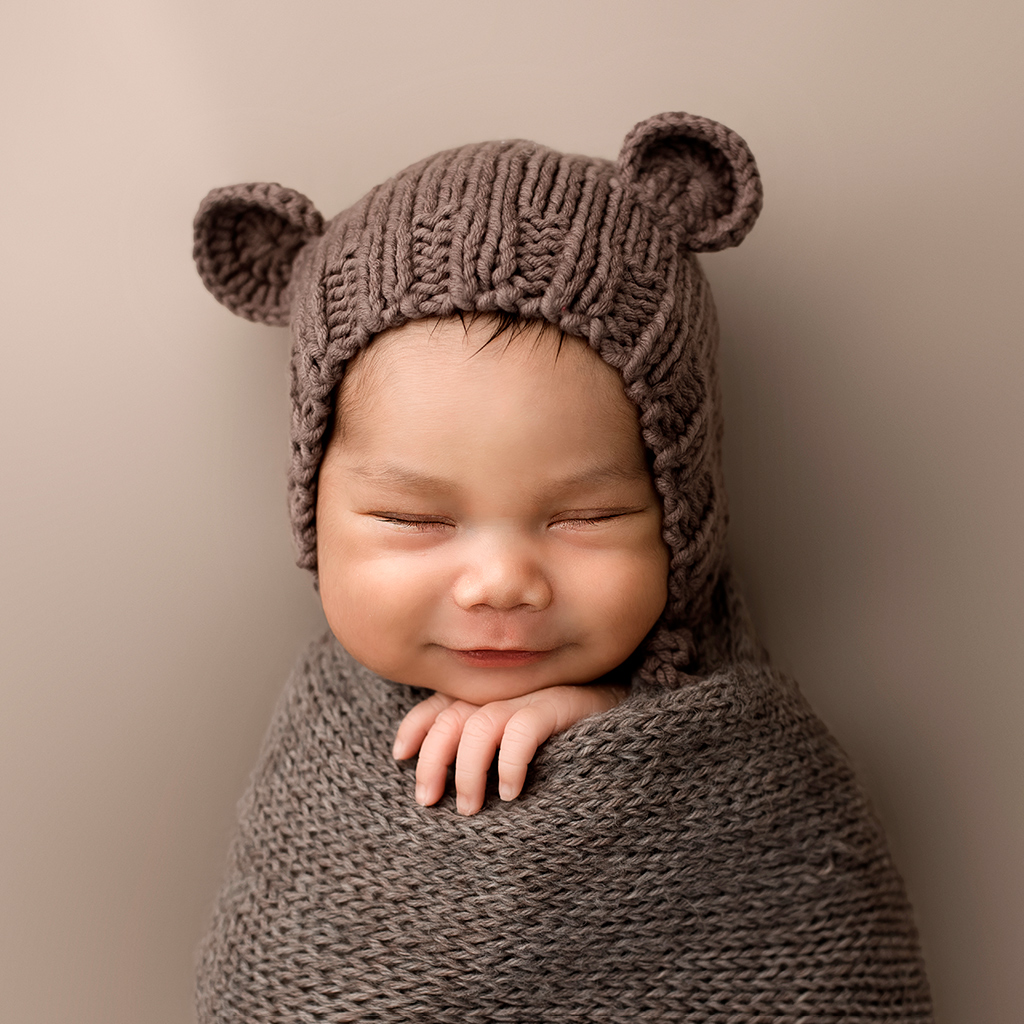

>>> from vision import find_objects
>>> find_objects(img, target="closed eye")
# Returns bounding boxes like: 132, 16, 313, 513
551, 509, 641, 529
371, 513, 454, 531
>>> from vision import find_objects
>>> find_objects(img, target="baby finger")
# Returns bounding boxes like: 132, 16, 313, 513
414, 701, 478, 807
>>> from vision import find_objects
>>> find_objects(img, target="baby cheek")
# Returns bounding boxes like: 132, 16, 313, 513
551, 563, 664, 685
327, 553, 446, 662
322, 581, 407, 680
593, 546, 668, 640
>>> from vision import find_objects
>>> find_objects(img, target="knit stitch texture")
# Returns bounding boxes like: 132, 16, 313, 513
194, 571, 932, 1022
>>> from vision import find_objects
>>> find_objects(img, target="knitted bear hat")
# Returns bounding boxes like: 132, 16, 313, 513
193, 112, 763, 663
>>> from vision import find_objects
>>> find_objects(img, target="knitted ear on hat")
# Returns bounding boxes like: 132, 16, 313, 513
193, 183, 324, 326
616, 112, 762, 252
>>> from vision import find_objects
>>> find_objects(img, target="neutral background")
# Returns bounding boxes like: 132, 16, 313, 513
2, 2, 1021, 1021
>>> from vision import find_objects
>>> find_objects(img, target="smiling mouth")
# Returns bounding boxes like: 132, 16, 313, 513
446, 648, 554, 668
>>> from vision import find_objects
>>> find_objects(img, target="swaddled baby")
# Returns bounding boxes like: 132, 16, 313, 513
192, 112, 933, 1021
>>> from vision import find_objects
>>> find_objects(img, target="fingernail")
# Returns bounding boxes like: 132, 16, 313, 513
499, 782, 514, 801
457, 797, 473, 816
415, 785, 427, 805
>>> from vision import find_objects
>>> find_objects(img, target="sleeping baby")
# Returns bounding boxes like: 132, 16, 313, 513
192, 111, 933, 1022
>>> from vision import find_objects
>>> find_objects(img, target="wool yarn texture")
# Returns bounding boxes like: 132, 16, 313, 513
193, 112, 933, 1019
194, 570, 932, 1022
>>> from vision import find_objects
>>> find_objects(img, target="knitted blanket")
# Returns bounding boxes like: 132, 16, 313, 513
196, 634, 932, 1023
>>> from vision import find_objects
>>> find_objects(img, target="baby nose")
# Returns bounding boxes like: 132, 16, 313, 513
452, 535, 552, 612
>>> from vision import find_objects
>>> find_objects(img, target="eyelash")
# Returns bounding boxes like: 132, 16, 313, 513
554, 513, 627, 528
374, 515, 452, 530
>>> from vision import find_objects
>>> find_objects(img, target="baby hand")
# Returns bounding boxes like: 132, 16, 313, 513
392, 684, 627, 816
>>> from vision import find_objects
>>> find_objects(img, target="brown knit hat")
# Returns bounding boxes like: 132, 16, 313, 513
193, 111, 762, 649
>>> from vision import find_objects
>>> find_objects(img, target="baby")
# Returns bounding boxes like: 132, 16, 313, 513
193, 112, 933, 1021
321, 314, 665, 816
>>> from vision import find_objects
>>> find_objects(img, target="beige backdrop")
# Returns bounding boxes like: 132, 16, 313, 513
2, 2, 1021, 1021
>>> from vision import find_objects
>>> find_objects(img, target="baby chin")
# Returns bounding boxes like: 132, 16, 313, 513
415, 641, 609, 703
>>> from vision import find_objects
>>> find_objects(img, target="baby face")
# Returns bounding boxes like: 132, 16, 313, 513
315, 317, 669, 703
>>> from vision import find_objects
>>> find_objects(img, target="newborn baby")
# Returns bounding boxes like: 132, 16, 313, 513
319, 314, 663, 816
192, 112, 933, 1021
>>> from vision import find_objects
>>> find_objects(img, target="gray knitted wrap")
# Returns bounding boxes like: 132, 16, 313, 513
194, 112, 763, 641
194, 572, 932, 1022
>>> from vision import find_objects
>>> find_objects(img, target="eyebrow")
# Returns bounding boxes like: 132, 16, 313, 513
348, 462, 457, 494
348, 459, 650, 496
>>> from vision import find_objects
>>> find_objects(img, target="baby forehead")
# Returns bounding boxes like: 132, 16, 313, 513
331, 314, 649, 465
341, 314, 628, 401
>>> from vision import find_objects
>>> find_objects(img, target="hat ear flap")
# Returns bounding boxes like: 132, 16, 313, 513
193, 183, 324, 325
616, 112, 762, 252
